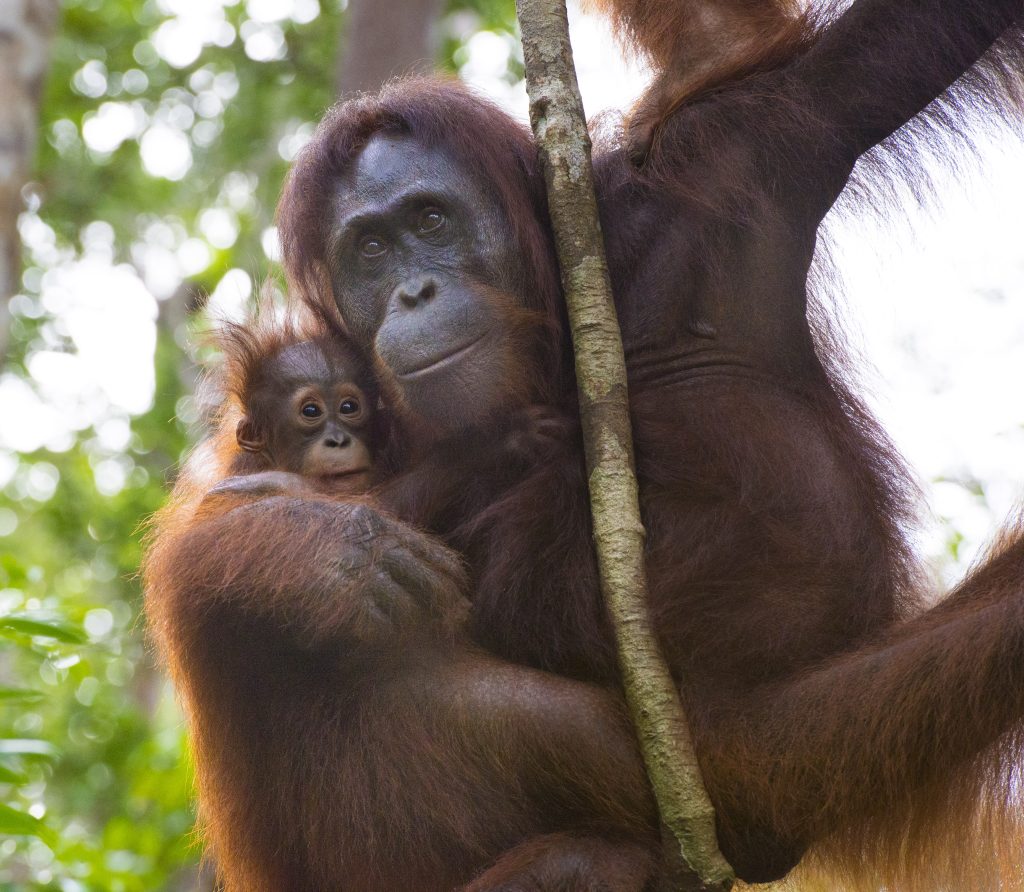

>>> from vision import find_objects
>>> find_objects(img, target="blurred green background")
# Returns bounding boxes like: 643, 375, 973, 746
0, 0, 522, 888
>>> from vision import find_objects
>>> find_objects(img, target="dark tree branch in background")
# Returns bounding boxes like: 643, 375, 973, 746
336, 0, 445, 96
514, 1, 734, 888
0, 0, 58, 366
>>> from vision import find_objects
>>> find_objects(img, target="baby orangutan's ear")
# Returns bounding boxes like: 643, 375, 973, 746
236, 417, 265, 453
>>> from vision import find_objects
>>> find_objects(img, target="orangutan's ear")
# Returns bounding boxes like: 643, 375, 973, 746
236, 417, 265, 453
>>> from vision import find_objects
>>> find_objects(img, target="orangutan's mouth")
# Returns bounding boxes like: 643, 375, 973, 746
320, 468, 370, 480
399, 333, 487, 379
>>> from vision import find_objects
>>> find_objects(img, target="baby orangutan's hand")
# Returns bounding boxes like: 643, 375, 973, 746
208, 470, 318, 500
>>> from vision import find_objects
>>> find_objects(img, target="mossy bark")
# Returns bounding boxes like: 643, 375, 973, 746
514, 2, 735, 888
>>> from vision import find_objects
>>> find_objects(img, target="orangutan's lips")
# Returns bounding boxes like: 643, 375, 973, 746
322, 468, 370, 480
399, 333, 486, 379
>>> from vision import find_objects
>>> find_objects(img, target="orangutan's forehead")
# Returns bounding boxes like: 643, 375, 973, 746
350, 134, 462, 190
269, 342, 356, 389
332, 133, 480, 227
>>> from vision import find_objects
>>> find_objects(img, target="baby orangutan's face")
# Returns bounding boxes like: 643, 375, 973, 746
241, 342, 375, 492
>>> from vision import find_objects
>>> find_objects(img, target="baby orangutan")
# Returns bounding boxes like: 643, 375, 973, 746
209, 321, 380, 504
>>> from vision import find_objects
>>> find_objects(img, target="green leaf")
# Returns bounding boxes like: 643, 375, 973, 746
0, 615, 86, 643
0, 739, 60, 758
0, 802, 44, 837
0, 762, 28, 783
0, 687, 46, 704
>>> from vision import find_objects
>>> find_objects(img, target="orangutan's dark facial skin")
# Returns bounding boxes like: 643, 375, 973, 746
329, 134, 531, 435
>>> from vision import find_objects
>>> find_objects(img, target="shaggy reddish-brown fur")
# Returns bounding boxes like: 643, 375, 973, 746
581, 0, 817, 157
149, 0, 1024, 889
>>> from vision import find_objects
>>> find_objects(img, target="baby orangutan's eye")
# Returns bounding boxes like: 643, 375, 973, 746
301, 403, 323, 419
339, 398, 360, 416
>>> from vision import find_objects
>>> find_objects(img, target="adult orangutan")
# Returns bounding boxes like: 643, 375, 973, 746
147, 0, 1024, 889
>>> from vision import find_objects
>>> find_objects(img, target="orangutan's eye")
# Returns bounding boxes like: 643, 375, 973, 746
417, 208, 446, 235
301, 403, 322, 419
359, 236, 388, 259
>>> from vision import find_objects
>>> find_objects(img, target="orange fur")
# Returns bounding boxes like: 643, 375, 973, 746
581, 0, 817, 157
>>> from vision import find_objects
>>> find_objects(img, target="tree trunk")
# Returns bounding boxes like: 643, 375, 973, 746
0, 0, 58, 366
336, 0, 445, 96
515, 1, 735, 888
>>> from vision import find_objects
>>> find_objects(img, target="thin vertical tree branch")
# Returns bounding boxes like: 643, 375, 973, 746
514, 2, 734, 888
